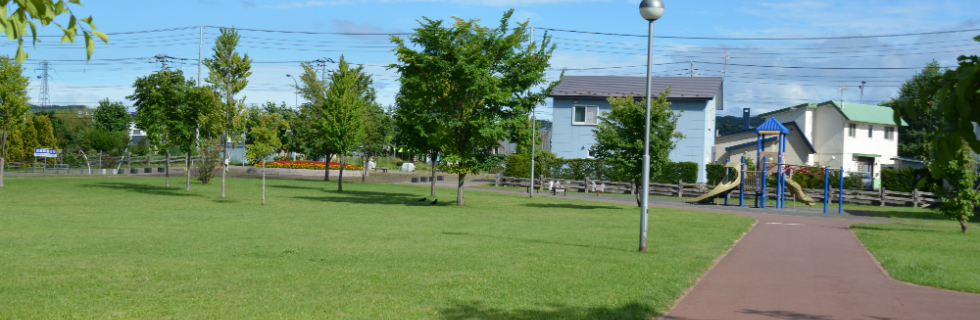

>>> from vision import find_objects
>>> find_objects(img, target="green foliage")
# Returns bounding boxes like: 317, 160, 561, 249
321, 58, 367, 158
33, 114, 55, 148
204, 27, 252, 152
80, 128, 127, 156
785, 167, 865, 190
592, 89, 682, 185
129, 69, 221, 157
656, 162, 698, 184
899, 36, 980, 179
93, 99, 131, 132
19, 115, 35, 157
934, 144, 980, 232
259, 101, 299, 155
389, 10, 559, 204
0, 0, 108, 63
503, 150, 559, 178
886, 60, 944, 160
881, 167, 936, 192
705, 163, 727, 185
0, 55, 30, 166
294, 62, 326, 104
196, 137, 220, 184
244, 107, 284, 164
131, 137, 150, 157
360, 103, 394, 160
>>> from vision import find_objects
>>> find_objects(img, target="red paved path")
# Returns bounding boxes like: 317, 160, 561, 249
471, 188, 980, 320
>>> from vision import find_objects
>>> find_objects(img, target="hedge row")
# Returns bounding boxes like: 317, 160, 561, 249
504, 155, 698, 183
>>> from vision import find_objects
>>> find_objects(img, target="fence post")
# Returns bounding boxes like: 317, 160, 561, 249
495, 172, 501, 187
912, 188, 919, 207
879, 186, 886, 207
678, 179, 683, 198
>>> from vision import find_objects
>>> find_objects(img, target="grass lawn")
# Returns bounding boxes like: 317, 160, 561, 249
0, 176, 753, 319
852, 224, 980, 293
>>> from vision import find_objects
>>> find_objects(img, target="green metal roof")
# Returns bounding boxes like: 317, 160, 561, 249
757, 100, 908, 126
854, 153, 882, 158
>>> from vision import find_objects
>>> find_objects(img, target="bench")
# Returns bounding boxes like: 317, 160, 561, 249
552, 181, 567, 196
375, 167, 389, 173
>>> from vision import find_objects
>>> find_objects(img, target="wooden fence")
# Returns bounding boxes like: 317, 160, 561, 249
496, 175, 939, 208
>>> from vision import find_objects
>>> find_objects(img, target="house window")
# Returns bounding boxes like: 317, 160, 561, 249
868, 125, 873, 138
848, 124, 856, 137
885, 127, 895, 140
573, 106, 599, 125
586, 149, 596, 159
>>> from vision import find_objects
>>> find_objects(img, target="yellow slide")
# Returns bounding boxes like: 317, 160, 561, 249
687, 162, 742, 204
783, 176, 816, 206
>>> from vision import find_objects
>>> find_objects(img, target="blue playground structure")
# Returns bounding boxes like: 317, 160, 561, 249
688, 118, 844, 214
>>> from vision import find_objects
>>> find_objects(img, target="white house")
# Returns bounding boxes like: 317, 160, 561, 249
714, 101, 905, 185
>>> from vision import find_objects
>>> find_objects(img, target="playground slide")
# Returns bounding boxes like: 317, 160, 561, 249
784, 177, 816, 206
687, 162, 742, 204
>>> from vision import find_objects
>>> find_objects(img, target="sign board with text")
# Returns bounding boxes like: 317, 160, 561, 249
34, 148, 58, 158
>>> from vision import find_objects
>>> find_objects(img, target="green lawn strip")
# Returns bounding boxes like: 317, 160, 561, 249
0, 177, 753, 319
852, 224, 980, 294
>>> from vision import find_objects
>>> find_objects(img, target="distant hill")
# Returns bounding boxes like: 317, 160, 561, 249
30, 105, 90, 113
716, 115, 765, 135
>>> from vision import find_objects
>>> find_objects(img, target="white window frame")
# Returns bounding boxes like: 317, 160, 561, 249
586, 149, 596, 159
848, 123, 856, 137
885, 126, 895, 140
572, 105, 600, 126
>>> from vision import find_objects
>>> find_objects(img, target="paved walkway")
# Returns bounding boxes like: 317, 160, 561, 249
472, 187, 980, 320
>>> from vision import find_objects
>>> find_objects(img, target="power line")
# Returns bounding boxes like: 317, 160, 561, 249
535, 27, 980, 41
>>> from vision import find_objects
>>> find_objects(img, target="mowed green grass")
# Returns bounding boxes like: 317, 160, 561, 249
853, 224, 980, 293
0, 176, 753, 319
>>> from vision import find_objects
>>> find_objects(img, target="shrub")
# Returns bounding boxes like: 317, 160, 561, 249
256, 161, 363, 170
705, 163, 726, 185
656, 162, 698, 184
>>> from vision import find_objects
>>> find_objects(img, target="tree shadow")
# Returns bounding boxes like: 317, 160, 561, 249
441, 232, 626, 252
438, 301, 657, 320
846, 208, 976, 225
84, 182, 203, 198
523, 203, 624, 210
293, 190, 433, 207
738, 309, 835, 320
851, 224, 960, 233
270, 184, 328, 192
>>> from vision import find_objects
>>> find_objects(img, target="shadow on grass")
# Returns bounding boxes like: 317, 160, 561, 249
293, 190, 434, 207
523, 203, 624, 210
270, 184, 328, 191
442, 232, 626, 252
847, 209, 952, 222
84, 182, 203, 197
438, 301, 656, 320
851, 224, 960, 233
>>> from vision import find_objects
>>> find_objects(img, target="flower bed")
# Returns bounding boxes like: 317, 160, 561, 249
256, 161, 363, 170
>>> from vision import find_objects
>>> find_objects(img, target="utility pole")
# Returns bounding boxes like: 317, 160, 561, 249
838, 82, 848, 107
859, 81, 866, 104
722, 50, 729, 79
689, 61, 694, 77
35, 61, 51, 107
529, 27, 536, 198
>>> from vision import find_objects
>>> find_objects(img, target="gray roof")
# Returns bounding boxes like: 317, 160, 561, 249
549, 76, 723, 101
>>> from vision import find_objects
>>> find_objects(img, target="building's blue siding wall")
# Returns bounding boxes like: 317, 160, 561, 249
551, 97, 714, 183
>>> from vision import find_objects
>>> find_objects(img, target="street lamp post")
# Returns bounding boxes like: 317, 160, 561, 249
286, 74, 299, 108
638, 0, 664, 253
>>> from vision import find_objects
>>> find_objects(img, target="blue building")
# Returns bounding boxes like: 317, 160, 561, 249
548, 76, 724, 183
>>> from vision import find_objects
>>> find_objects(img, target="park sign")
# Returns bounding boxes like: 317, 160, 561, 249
34, 148, 58, 158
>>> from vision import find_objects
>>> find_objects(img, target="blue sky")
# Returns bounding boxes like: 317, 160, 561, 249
9, 0, 980, 119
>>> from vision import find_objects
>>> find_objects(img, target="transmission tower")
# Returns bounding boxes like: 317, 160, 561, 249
313, 57, 336, 81
35, 61, 51, 107
151, 54, 176, 71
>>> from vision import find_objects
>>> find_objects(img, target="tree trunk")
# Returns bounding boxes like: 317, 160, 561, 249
456, 173, 466, 206
1, 126, 6, 188
430, 151, 438, 197
165, 151, 171, 188
262, 162, 266, 205
185, 154, 191, 191
323, 151, 332, 181
338, 156, 345, 192
221, 132, 227, 198
960, 218, 968, 234
361, 158, 368, 183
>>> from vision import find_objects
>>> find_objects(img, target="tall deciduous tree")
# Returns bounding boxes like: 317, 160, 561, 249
204, 27, 251, 198
0, 0, 108, 63
245, 107, 284, 204
394, 88, 443, 197
0, 55, 29, 187
934, 142, 980, 233
359, 103, 393, 183
886, 60, 943, 160
93, 99, 132, 132
321, 57, 368, 192
389, 10, 559, 205
899, 35, 980, 178
592, 90, 683, 207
